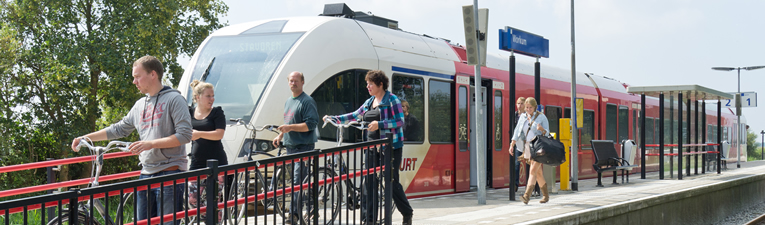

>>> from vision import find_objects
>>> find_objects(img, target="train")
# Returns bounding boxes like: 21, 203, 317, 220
176, 6, 746, 198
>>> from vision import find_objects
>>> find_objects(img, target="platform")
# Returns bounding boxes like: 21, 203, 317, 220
237, 160, 765, 224
400, 160, 765, 224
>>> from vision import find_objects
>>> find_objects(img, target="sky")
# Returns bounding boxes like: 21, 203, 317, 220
190, 0, 765, 136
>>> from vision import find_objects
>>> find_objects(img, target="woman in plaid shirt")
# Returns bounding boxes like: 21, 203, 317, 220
324, 70, 413, 225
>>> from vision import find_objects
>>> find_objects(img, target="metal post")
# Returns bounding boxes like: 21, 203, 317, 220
702, 101, 707, 174
670, 93, 674, 178
717, 98, 722, 174
640, 93, 646, 179
737, 68, 741, 168
46, 158, 55, 223
694, 99, 699, 175
472, 0, 486, 205
678, 92, 684, 180
206, 160, 219, 225
659, 92, 664, 180
384, 133, 393, 225
535, 58, 541, 105
313, 147, 320, 225
68, 189, 78, 225
761, 130, 764, 160
570, 0, 579, 191
686, 98, 691, 176
509, 53, 516, 201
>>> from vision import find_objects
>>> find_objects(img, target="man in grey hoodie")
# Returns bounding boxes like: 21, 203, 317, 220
71, 56, 192, 225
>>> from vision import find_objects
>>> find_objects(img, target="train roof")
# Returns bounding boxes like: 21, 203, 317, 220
207, 16, 634, 97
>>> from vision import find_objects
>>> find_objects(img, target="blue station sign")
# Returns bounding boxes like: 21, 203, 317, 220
499, 26, 549, 58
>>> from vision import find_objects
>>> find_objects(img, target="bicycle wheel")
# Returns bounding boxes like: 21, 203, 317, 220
46, 211, 101, 225
272, 164, 292, 217
185, 180, 202, 224
185, 177, 231, 224
298, 167, 342, 225
224, 170, 259, 224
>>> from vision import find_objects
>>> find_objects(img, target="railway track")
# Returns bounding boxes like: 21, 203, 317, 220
745, 212, 765, 225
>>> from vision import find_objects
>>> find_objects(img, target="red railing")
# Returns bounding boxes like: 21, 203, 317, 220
0, 152, 133, 174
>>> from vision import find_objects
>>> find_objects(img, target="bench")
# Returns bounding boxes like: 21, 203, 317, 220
705, 142, 728, 171
591, 140, 639, 187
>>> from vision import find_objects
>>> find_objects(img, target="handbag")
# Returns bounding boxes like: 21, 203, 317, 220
530, 134, 567, 166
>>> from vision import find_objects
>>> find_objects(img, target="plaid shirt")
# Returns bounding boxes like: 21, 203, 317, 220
333, 91, 405, 149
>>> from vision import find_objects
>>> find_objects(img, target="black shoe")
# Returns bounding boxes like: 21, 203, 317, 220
403, 214, 413, 225
285, 214, 301, 225
362, 219, 379, 225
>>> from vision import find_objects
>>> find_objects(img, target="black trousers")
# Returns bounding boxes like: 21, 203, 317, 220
362, 147, 413, 222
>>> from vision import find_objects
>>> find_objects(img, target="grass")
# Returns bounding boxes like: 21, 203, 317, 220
1, 193, 136, 225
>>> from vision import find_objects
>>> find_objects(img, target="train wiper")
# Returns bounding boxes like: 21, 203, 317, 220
201, 57, 216, 82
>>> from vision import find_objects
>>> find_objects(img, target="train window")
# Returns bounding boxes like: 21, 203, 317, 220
564, 107, 571, 118
708, 125, 718, 142
393, 75, 424, 143
458, 86, 468, 150
545, 106, 562, 139
429, 80, 454, 143
312, 69, 370, 143
606, 104, 618, 142
723, 127, 728, 142
664, 118, 672, 144
619, 106, 629, 142
646, 118, 655, 145
185, 32, 304, 122
494, 91, 502, 150
582, 110, 595, 149
682, 119, 689, 143
673, 119, 680, 144
633, 110, 640, 145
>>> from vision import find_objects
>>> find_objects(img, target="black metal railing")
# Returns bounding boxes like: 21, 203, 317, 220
0, 135, 393, 225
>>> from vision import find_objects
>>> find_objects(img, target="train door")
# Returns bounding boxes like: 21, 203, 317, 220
469, 85, 487, 188
491, 88, 507, 188
455, 76, 470, 192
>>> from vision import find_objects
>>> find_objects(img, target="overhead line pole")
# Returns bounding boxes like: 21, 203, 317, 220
473, 0, 487, 205
570, 0, 579, 191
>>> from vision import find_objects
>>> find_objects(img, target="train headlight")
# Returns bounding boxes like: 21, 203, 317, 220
259, 141, 271, 152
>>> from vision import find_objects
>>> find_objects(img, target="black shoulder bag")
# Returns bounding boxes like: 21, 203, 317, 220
529, 114, 567, 166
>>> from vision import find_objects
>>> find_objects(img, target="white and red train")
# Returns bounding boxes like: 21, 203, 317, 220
177, 12, 745, 198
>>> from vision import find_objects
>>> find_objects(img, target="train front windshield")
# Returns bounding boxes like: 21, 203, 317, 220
186, 32, 304, 122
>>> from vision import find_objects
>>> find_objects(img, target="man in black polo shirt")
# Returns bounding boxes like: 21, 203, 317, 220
272, 71, 320, 224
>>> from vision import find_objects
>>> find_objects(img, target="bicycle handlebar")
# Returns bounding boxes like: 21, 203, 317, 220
322, 117, 369, 130
76, 138, 132, 154
75, 138, 133, 188
229, 118, 280, 135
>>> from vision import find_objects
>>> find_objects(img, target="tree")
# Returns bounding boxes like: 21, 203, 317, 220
746, 128, 759, 160
0, 0, 228, 190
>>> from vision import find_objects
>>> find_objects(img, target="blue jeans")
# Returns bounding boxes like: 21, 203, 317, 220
137, 170, 185, 225
285, 144, 314, 217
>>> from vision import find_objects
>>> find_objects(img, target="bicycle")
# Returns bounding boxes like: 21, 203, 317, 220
321, 118, 395, 224
228, 118, 342, 225
47, 139, 135, 225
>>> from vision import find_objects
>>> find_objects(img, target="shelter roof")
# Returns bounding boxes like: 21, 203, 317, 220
626, 85, 733, 101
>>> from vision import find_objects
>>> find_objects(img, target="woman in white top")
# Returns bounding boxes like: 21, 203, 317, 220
509, 97, 550, 204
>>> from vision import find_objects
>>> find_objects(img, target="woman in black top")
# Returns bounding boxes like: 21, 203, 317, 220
189, 80, 227, 169
188, 80, 227, 207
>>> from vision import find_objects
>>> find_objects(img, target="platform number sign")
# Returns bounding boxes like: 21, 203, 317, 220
725, 92, 757, 108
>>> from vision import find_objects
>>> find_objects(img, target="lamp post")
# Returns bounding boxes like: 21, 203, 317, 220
760, 130, 764, 160
712, 66, 765, 168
